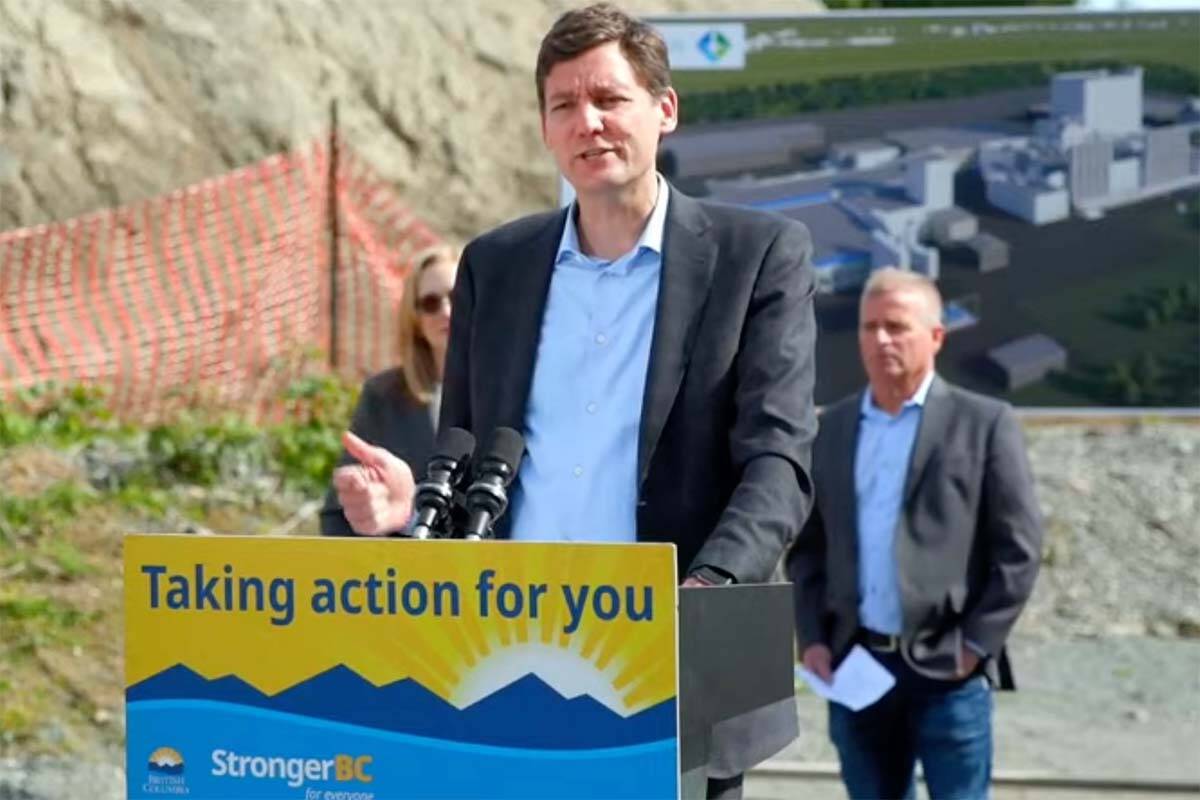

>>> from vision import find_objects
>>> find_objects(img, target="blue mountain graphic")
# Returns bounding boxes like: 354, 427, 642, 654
127, 665, 268, 705
127, 664, 675, 750
465, 673, 675, 749
147, 762, 184, 776
273, 666, 472, 742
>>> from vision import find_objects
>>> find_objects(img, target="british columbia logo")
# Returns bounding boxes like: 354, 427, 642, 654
145, 747, 188, 794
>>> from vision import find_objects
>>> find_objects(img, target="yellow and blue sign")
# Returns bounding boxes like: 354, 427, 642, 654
125, 534, 679, 799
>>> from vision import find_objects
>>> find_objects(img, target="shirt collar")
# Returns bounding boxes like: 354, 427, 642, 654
556, 174, 670, 267
861, 370, 936, 419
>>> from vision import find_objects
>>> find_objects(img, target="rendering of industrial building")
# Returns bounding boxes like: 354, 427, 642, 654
980, 68, 1200, 224
663, 67, 1199, 292
660, 64, 1198, 314
655, 65, 1198, 396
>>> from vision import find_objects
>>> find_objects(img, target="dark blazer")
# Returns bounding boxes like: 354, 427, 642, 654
787, 376, 1044, 689
320, 367, 435, 536
440, 186, 819, 775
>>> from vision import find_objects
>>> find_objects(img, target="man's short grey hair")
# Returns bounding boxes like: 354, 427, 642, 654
861, 267, 944, 328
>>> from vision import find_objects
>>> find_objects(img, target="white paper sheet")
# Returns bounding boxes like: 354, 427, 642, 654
796, 644, 896, 711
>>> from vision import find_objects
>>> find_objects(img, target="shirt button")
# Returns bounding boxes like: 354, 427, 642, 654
586, 402, 597, 414
573, 466, 583, 477
594, 333, 607, 345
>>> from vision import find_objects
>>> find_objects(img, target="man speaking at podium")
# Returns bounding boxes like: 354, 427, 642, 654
333, 4, 818, 795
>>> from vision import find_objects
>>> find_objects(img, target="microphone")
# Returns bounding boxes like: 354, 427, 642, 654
410, 427, 476, 539
461, 427, 525, 540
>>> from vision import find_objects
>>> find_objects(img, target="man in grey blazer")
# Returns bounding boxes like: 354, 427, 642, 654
787, 268, 1043, 800
333, 5, 818, 796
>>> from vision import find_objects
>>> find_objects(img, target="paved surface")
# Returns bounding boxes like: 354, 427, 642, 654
756, 634, 1200, 798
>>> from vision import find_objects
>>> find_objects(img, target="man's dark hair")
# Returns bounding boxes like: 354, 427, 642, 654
535, 3, 672, 109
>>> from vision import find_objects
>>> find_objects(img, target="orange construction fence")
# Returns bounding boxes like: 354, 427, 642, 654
0, 138, 440, 418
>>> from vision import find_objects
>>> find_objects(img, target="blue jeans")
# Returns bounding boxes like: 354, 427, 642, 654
828, 651, 993, 800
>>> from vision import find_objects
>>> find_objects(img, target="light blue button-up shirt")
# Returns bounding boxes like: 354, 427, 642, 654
507, 179, 668, 541
854, 370, 935, 635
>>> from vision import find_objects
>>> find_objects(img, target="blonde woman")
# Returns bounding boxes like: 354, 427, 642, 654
320, 244, 459, 536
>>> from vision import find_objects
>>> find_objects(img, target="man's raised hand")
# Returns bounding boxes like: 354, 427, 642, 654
331, 432, 416, 535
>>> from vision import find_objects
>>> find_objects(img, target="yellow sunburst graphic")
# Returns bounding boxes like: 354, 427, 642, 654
148, 747, 183, 768
125, 536, 678, 714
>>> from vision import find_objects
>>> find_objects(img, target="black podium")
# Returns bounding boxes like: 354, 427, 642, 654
678, 582, 797, 798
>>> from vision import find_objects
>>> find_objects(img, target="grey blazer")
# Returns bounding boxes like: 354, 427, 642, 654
440, 186, 819, 776
319, 367, 435, 537
787, 376, 1043, 689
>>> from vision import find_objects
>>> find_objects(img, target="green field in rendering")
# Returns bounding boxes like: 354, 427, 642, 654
666, 12, 1200, 93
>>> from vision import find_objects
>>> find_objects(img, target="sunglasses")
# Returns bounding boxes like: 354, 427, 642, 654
417, 293, 452, 315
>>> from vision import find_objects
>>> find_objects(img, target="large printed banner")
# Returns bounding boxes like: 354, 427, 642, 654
125, 535, 679, 800
648, 9, 1200, 408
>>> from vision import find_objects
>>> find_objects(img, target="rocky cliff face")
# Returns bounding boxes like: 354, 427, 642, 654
0, 0, 820, 240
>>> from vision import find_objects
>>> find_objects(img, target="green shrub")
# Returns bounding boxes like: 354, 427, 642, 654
1, 375, 360, 507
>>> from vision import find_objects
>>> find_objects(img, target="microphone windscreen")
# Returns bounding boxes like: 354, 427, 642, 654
484, 427, 525, 473
435, 427, 476, 463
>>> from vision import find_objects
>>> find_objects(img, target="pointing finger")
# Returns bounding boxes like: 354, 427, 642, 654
342, 431, 383, 467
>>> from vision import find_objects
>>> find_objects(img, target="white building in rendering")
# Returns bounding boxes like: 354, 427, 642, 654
982, 68, 1200, 224
1051, 68, 1143, 139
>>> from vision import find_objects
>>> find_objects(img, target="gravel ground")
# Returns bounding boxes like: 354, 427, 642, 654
0, 757, 123, 800
774, 634, 1200, 780
1017, 423, 1200, 642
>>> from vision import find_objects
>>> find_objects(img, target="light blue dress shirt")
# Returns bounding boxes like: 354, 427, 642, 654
854, 370, 935, 635
507, 179, 669, 541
